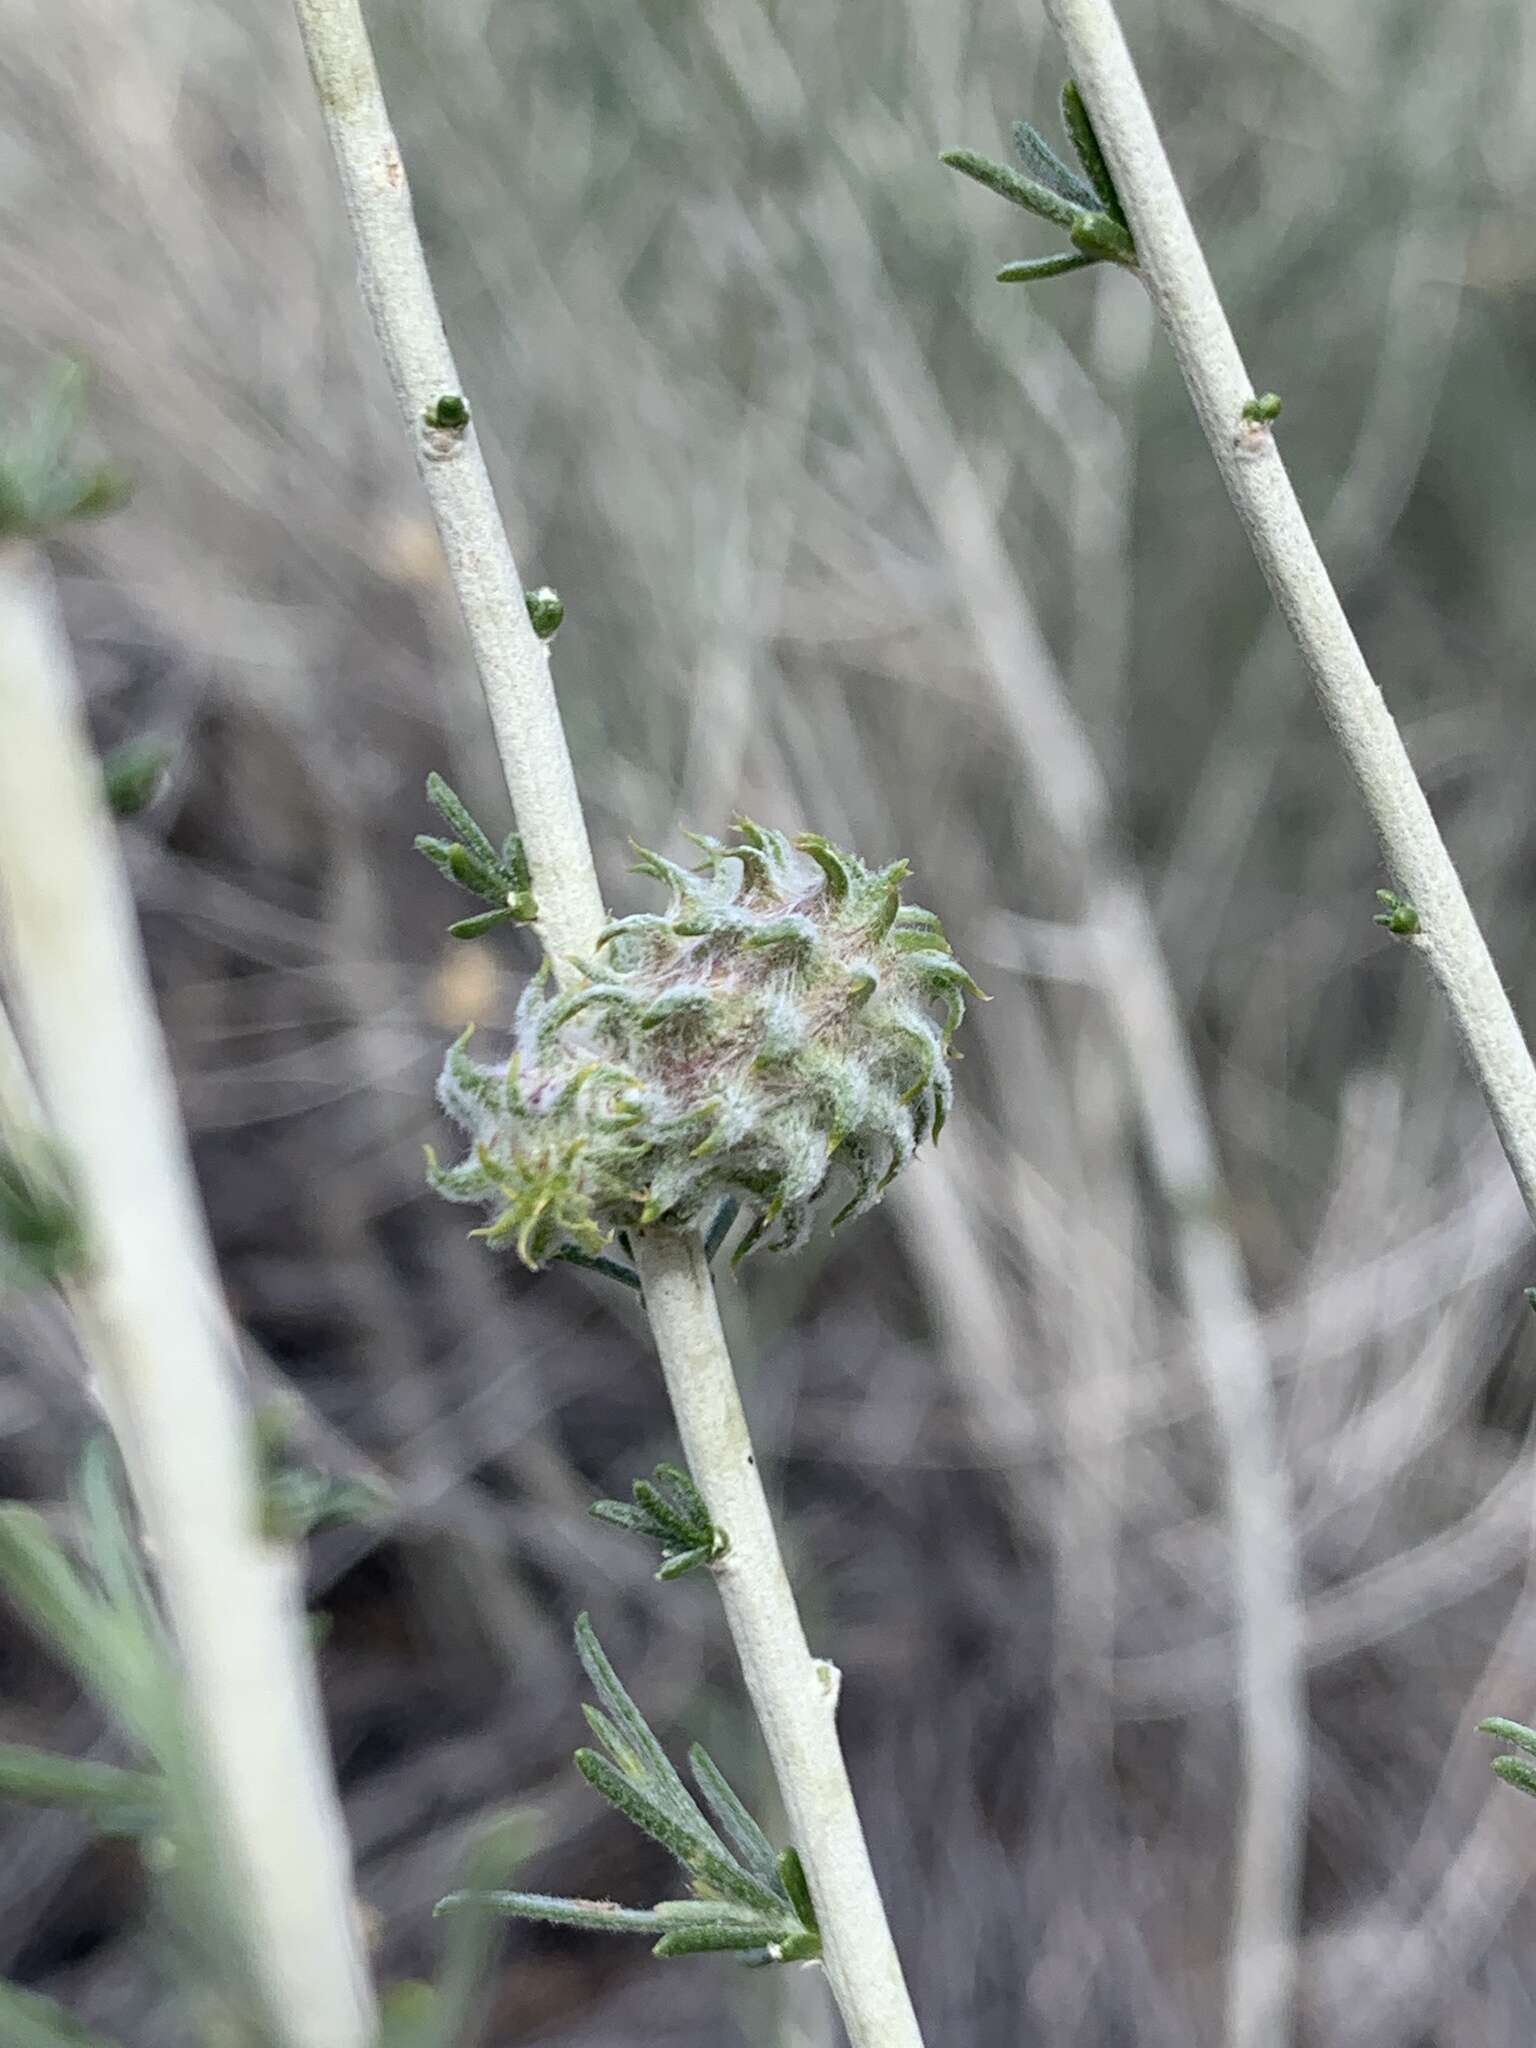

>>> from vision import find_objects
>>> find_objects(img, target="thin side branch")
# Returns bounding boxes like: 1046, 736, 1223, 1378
1043, 0, 1536, 1235
0, 543, 375, 2048
289, 5, 923, 2040
1092, 888, 1305, 2048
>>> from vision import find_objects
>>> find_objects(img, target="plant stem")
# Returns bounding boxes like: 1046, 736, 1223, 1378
0, 542, 375, 2048
289, 4, 923, 2039
1042, 0, 1536, 1236
290, 0, 604, 973
634, 1230, 924, 2045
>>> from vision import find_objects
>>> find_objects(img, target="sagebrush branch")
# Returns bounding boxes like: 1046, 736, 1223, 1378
289, 3, 925, 2040
1042, 0, 1536, 1235
1036, 5, 1536, 2047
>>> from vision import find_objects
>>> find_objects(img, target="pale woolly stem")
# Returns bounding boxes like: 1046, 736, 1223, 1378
289, 5, 923, 2040
1042, 0, 1536, 1232
634, 1230, 924, 2046
289, 0, 605, 971
0, 542, 376, 2048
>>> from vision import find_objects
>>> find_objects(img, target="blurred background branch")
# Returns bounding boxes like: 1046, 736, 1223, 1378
0, 491, 375, 2042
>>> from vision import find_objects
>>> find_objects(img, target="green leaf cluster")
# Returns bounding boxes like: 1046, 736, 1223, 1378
590, 1463, 727, 1581
0, 361, 128, 539
942, 80, 1135, 285
0, 1441, 270, 2042
415, 773, 538, 939
436, 1616, 819, 1967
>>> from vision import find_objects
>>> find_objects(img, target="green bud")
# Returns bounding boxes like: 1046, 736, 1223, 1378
1242, 393, 1283, 424
525, 586, 565, 640
423, 392, 470, 431
1373, 889, 1420, 937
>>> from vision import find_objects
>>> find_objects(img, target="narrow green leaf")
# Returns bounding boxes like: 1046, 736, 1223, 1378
652, 1922, 786, 1958
651, 1898, 780, 1927
573, 1616, 713, 1841
589, 1500, 655, 1536
577, 1750, 783, 1917
581, 1706, 646, 1781
447, 909, 513, 941
631, 1478, 705, 1550
1480, 1716, 1536, 1761
1061, 79, 1128, 228
434, 1889, 667, 1936
500, 833, 532, 894
425, 774, 501, 872
0, 1508, 157, 1739
654, 1463, 713, 1534
997, 253, 1095, 284
1011, 120, 1097, 210
574, 1749, 717, 1880
655, 1546, 712, 1581
445, 842, 503, 898
1491, 1754, 1536, 1799
776, 1847, 818, 1934
0, 1744, 162, 1819
413, 836, 455, 873
939, 149, 1087, 232
687, 1745, 781, 1889
649, 1898, 802, 1957
794, 834, 852, 904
